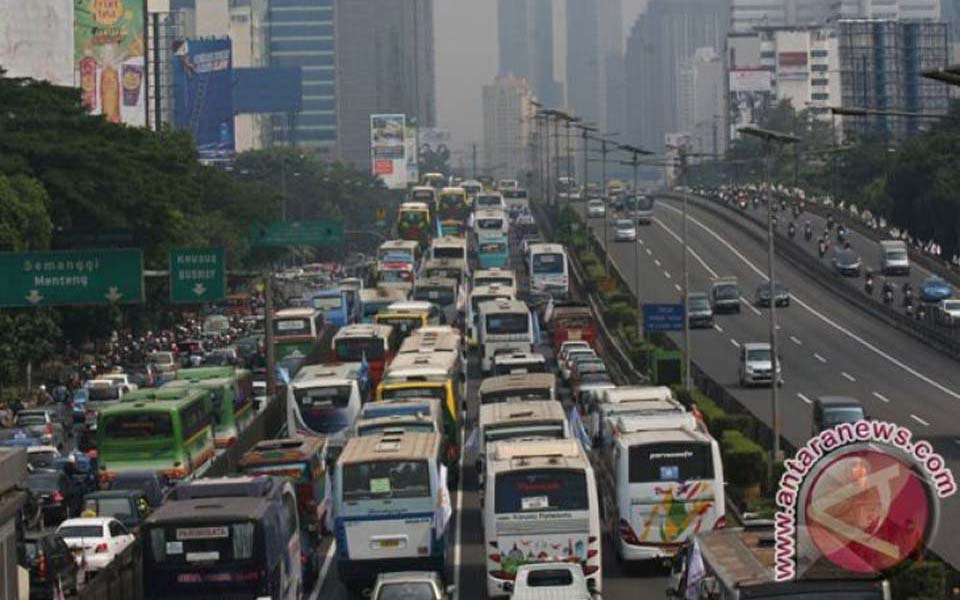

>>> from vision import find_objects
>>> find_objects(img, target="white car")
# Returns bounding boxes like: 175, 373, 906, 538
99, 372, 138, 393
935, 299, 960, 326
738, 342, 783, 387
507, 563, 596, 600
587, 199, 606, 218
560, 348, 598, 381
614, 219, 636, 242
56, 517, 136, 578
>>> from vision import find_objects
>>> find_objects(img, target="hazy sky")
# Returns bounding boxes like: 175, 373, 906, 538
435, 0, 649, 160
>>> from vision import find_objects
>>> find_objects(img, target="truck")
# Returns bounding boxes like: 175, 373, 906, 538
668, 526, 891, 600
879, 239, 910, 276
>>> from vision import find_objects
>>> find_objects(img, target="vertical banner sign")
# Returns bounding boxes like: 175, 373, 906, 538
172, 38, 236, 160
405, 119, 419, 187
74, 0, 146, 126
371, 114, 407, 190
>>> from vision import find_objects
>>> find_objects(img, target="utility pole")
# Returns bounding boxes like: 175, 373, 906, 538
564, 116, 577, 182
618, 143, 654, 342
580, 125, 594, 193
601, 138, 610, 272
680, 150, 691, 391
553, 115, 561, 207
263, 274, 277, 402
471, 143, 478, 179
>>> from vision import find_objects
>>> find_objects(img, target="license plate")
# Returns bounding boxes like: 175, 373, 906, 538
378, 539, 401, 548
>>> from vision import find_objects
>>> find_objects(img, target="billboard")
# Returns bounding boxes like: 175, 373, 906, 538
74, 0, 146, 126
777, 51, 809, 81
0, 0, 74, 85
371, 114, 407, 190
729, 69, 774, 139
405, 119, 419, 186
172, 38, 235, 161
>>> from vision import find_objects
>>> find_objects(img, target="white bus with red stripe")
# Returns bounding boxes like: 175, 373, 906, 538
482, 439, 601, 598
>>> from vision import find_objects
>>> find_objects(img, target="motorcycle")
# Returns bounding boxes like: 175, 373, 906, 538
906, 302, 914, 317
864, 275, 874, 296
917, 305, 927, 321
804, 222, 813, 241
882, 282, 895, 305
903, 285, 914, 307
818, 240, 827, 258
837, 225, 847, 243
826, 215, 835, 231
753, 196, 760, 209
788, 222, 796, 239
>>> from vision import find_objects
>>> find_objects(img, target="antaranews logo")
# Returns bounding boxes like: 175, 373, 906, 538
774, 419, 956, 581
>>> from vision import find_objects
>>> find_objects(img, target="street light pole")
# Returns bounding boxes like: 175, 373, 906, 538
738, 126, 801, 489
601, 139, 609, 272
553, 116, 561, 206
681, 155, 691, 391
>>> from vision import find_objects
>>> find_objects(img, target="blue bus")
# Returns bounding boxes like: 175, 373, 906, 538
310, 288, 351, 328
477, 234, 510, 269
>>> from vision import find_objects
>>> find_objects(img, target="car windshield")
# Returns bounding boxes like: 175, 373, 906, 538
944, 301, 960, 311
377, 582, 436, 600
715, 285, 738, 299
689, 295, 710, 310
747, 348, 772, 362
16, 414, 46, 426
526, 569, 575, 587
823, 407, 865, 426
26, 474, 62, 493
616, 220, 633, 228
87, 498, 134, 519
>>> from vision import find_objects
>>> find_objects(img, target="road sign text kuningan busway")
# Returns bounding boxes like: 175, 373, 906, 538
251, 220, 344, 246
170, 248, 226, 303
643, 303, 686, 332
0, 249, 144, 307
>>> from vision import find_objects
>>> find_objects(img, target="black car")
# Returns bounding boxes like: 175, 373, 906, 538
25, 469, 82, 526
18, 532, 81, 599
812, 396, 867, 436
82, 489, 152, 530
754, 282, 790, 307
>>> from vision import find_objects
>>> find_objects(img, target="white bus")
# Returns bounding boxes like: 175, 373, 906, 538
595, 397, 690, 448
334, 431, 450, 591
472, 267, 517, 291
473, 208, 509, 236
483, 439, 601, 597
478, 373, 556, 405
467, 284, 516, 346
479, 298, 535, 374
475, 192, 505, 211
429, 236, 468, 262
527, 243, 569, 298
608, 427, 725, 562
476, 400, 569, 482
288, 363, 367, 437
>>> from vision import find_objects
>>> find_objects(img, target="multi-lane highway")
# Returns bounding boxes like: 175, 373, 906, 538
578, 195, 960, 569
309, 231, 670, 599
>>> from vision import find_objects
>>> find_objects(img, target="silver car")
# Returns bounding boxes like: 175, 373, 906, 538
614, 219, 636, 241
371, 571, 453, 600
587, 198, 606, 218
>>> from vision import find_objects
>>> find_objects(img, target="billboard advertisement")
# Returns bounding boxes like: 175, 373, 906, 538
0, 0, 74, 85
729, 69, 774, 140
405, 119, 419, 186
172, 38, 235, 161
371, 114, 407, 190
74, 0, 146, 126
778, 51, 809, 81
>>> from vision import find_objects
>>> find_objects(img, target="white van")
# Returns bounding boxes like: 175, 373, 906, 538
478, 298, 534, 374
879, 239, 910, 275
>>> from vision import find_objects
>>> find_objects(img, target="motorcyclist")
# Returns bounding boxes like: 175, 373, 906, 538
864, 269, 874, 295
882, 279, 895, 305
804, 221, 813, 241
827, 214, 835, 230
818, 238, 827, 258
788, 221, 796, 238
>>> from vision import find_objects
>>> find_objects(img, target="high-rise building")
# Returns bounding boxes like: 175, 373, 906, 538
625, 0, 728, 152
482, 75, 533, 180
678, 47, 726, 155
269, 0, 336, 151
498, 0, 563, 108
730, 0, 839, 32
566, 0, 623, 131
229, 0, 271, 152
336, 0, 436, 166
840, 19, 949, 139
838, 0, 941, 20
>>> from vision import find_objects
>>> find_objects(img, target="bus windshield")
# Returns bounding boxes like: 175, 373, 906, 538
494, 469, 588, 512
274, 319, 312, 336
532, 254, 564, 274
481, 388, 552, 404
477, 218, 503, 230
295, 385, 352, 410
414, 287, 456, 306
382, 386, 446, 402
376, 316, 422, 335
628, 442, 714, 483
103, 413, 173, 439
342, 460, 430, 501
484, 424, 564, 443
479, 241, 507, 254
313, 295, 343, 311
380, 270, 413, 283
485, 313, 529, 335
335, 338, 386, 361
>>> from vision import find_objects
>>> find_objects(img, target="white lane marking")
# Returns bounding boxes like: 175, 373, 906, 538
911, 414, 930, 427
814, 353, 827, 363
452, 424, 466, 600
638, 238, 645, 245
730, 338, 741, 348
310, 541, 337, 600
654, 259, 662, 267
646, 248, 653, 256
675, 283, 682, 292
841, 371, 856, 382
664, 271, 672, 279
741, 298, 762, 315
661, 201, 960, 402
790, 336, 803, 345
654, 217, 719, 278
714, 324, 724, 333
797, 393, 812, 405
873, 391, 891, 403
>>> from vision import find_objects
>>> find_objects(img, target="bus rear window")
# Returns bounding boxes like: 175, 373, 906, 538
628, 442, 714, 483
148, 522, 255, 563
103, 413, 173, 439
377, 317, 421, 335
481, 388, 552, 404
479, 242, 506, 254
433, 247, 464, 260
335, 338, 386, 361
240, 462, 309, 483
313, 296, 343, 311
382, 386, 446, 402
475, 277, 513, 288
295, 385, 352, 410
274, 319, 311, 336
485, 313, 529, 335
379, 270, 413, 283
494, 469, 588, 513
532, 254, 564, 274
342, 460, 430, 501
414, 287, 455, 306
484, 424, 564, 443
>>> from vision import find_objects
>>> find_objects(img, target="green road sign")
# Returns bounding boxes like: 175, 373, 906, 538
170, 248, 226, 304
0, 249, 144, 307
251, 219, 344, 247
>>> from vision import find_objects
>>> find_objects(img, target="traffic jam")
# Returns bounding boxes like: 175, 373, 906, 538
4, 176, 890, 600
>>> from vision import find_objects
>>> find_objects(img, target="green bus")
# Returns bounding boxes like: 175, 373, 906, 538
97, 388, 215, 484
167, 367, 255, 448
273, 307, 326, 362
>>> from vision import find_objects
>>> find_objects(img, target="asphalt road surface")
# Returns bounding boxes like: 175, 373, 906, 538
578, 196, 960, 569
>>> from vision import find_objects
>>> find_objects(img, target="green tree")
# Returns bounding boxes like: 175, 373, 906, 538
0, 174, 52, 250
